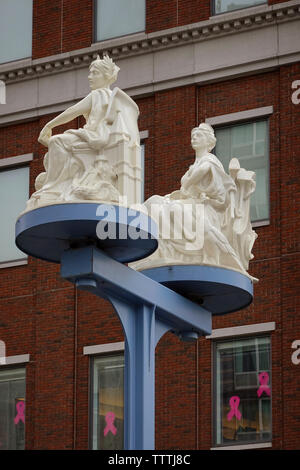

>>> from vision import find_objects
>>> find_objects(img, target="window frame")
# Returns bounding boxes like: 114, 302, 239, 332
212, 117, 270, 225
94, 0, 146, 43
0, 154, 32, 268
211, 0, 267, 17
212, 333, 272, 448
88, 344, 125, 450
0, 364, 27, 450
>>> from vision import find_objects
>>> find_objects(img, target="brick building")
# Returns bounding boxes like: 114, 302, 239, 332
0, 0, 299, 450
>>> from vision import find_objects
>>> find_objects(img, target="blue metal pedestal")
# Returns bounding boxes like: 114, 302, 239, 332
16, 204, 254, 450
61, 246, 213, 450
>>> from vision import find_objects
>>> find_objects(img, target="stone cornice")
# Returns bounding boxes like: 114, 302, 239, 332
0, 0, 299, 84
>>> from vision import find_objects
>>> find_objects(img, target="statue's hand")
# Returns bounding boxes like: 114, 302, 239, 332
38, 125, 52, 147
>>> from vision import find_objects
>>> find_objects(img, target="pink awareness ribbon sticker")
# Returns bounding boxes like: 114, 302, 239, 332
227, 396, 242, 421
257, 372, 271, 397
14, 401, 25, 425
104, 411, 117, 437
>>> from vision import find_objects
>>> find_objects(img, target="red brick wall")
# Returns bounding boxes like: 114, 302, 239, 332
194, 67, 300, 449
32, 0, 62, 59
1, 64, 300, 448
31, 1, 294, 60
146, 0, 210, 33
279, 62, 300, 449
32, 0, 93, 59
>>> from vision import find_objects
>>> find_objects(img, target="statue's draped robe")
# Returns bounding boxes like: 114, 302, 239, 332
32, 88, 112, 203
142, 152, 247, 272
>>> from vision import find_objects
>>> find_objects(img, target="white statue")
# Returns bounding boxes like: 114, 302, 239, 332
130, 123, 257, 280
25, 55, 142, 211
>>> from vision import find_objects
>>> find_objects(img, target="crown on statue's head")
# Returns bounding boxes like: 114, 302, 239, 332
90, 54, 120, 85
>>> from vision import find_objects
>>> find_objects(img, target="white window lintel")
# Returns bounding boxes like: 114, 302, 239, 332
83, 342, 125, 356
205, 106, 273, 127
0, 153, 33, 169
0, 354, 30, 366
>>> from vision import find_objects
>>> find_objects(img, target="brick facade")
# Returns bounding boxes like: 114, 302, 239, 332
0, 0, 299, 450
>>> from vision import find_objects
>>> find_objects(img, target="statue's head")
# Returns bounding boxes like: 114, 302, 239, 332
191, 123, 216, 152
88, 55, 120, 90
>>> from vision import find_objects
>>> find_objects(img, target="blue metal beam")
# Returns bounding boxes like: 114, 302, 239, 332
61, 246, 212, 336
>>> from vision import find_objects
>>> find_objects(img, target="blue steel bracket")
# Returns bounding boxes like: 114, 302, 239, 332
61, 246, 212, 450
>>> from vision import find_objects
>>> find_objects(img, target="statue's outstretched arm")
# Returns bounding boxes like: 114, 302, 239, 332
38, 93, 92, 147
182, 162, 210, 189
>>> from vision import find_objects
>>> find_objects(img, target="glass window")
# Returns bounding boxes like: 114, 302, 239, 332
91, 354, 124, 450
0, 0, 33, 64
214, 120, 269, 222
96, 0, 145, 42
0, 166, 29, 264
0, 368, 26, 450
213, 0, 267, 15
214, 336, 271, 446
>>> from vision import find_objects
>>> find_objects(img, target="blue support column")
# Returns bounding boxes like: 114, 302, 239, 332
125, 303, 156, 450
60, 246, 212, 450
16, 204, 253, 450
105, 297, 170, 450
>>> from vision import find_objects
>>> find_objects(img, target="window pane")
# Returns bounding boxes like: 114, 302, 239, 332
0, 368, 26, 450
96, 0, 145, 41
215, 120, 269, 222
92, 354, 124, 450
214, 336, 271, 446
214, 0, 266, 15
0, 166, 29, 263
0, 0, 33, 63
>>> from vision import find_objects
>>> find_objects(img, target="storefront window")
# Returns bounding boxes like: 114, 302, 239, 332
91, 354, 124, 450
0, 368, 26, 450
214, 336, 271, 446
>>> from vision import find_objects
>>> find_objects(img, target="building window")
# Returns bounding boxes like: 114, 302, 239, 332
91, 353, 124, 450
214, 120, 269, 222
0, 367, 26, 450
214, 336, 271, 447
95, 0, 145, 42
0, 165, 29, 265
0, 0, 33, 64
213, 0, 267, 15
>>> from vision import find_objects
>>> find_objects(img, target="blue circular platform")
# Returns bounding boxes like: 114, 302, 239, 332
141, 265, 253, 315
15, 203, 158, 264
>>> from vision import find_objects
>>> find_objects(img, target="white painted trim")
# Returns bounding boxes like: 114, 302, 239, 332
211, 442, 272, 450
206, 322, 275, 339
83, 342, 125, 356
205, 106, 273, 127
0, 354, 30, 366
140, 130, 149, 140
0, 259, 28, 269
252, 219, 270, 228
0, 153, 33, 168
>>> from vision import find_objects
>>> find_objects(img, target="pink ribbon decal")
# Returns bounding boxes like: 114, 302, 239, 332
14, 401, 25, 425
257, 372, 271, 397
104, 411, 117, 437
227, 396, 242, 421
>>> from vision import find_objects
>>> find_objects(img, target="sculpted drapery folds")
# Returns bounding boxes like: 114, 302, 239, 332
130, 123, 257, 280
25, 51, 257, 278
26, 55, 141, 211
